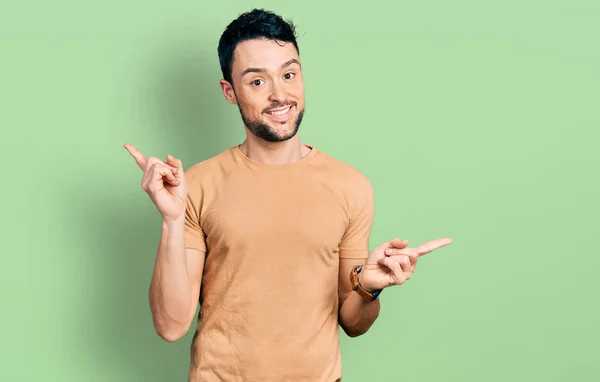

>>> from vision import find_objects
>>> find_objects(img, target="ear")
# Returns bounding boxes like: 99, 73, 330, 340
220, 79, 237, 105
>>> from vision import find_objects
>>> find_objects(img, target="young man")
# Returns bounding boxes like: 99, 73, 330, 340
125, 8, 451, 382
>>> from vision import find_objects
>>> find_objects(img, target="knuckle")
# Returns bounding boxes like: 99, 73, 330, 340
151, 163, 166, 174
147, 156, 162, 167
145, 162, 156, 172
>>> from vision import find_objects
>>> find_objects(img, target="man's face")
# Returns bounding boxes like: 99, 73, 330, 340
222, 38, 305, 142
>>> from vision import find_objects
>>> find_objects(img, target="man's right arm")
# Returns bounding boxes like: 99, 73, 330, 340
148, 217, 206, 342
123, 144, 204, 342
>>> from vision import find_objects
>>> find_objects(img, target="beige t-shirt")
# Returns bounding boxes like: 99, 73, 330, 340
183, 144, 374, 381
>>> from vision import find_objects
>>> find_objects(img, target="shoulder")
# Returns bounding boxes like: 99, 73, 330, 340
183, 147, 235, 183
310, 148, 374, 214
313, 148, 372, 190
312, 148, 374, 224
182, 147, 238, 200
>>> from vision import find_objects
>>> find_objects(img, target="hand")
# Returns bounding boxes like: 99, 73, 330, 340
124, 143, 188, 221
359, 237, 452, 291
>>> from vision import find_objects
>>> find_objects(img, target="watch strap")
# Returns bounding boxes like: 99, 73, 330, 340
351, 264, 382, 302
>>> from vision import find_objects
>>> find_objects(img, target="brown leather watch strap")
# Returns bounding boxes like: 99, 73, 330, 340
350, 264, 381, 302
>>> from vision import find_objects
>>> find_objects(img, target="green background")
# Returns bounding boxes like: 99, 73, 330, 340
2, 0, 599, 381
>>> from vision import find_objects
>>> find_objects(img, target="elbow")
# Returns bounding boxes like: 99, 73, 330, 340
339, 313, 380, 338
157, 329, 185, 342
343, 325, 370, 338
154, 321, 189, 342
340, 319, 372, 338
347, 330, 364, 338
339, 309, 380, 338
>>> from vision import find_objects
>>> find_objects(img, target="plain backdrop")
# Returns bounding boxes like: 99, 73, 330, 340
1, 0, 599, 381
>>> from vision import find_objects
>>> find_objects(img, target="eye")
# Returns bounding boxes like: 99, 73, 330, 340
284, 72, 295, 80
251, 79, 264, 87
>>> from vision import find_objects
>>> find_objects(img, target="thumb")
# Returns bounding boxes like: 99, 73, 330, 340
166, 154, 184, 178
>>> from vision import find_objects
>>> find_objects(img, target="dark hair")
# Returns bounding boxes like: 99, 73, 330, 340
217, 9, 299, 85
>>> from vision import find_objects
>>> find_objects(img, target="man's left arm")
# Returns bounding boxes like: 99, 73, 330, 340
338, 257, 380, 337
336, 177, 453, 338
336, 176, 378, 337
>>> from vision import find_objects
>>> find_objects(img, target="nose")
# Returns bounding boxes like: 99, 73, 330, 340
268, 79, 286, 103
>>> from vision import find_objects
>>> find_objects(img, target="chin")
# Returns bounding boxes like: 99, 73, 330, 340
267, 126, 298, 141
242, 106, 304, 142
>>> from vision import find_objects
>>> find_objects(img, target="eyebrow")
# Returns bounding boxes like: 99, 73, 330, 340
241, 58, 301, 77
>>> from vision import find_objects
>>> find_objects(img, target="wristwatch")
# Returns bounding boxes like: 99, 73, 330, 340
350, 264, 382, 302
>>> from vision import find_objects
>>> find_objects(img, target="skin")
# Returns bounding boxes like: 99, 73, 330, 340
220, 38, 310, 164
123, 145, 203, 341
124, 37, 452, 341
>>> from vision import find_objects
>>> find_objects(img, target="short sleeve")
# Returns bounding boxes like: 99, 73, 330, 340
184, 195, 207, 253
338, 178, 374, 259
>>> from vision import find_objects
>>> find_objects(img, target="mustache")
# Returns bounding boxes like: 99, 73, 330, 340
263, 101, 297, 113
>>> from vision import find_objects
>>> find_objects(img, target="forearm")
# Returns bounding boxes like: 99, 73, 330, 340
149, 217, 192, 335
339, 291, 380, 337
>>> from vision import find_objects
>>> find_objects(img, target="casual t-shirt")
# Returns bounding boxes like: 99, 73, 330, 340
183, 144, 374, 381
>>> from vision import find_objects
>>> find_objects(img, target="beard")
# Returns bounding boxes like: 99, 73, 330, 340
237, 101, 305, 143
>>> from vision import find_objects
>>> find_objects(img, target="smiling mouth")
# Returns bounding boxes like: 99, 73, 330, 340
266, 105, 292, 116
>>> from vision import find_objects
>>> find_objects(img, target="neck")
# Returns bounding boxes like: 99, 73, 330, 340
239, 134, 311, 164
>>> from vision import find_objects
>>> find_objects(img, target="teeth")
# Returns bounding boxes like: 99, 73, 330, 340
268, 106, 291, 116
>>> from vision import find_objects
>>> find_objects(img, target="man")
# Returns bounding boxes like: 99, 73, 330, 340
125, 8, 451, 382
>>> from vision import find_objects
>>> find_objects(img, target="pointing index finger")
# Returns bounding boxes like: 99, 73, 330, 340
416, 238, 453, 256
124, 143, 147, 170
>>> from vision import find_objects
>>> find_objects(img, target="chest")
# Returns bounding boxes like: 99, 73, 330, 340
200, 172, 349, 257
